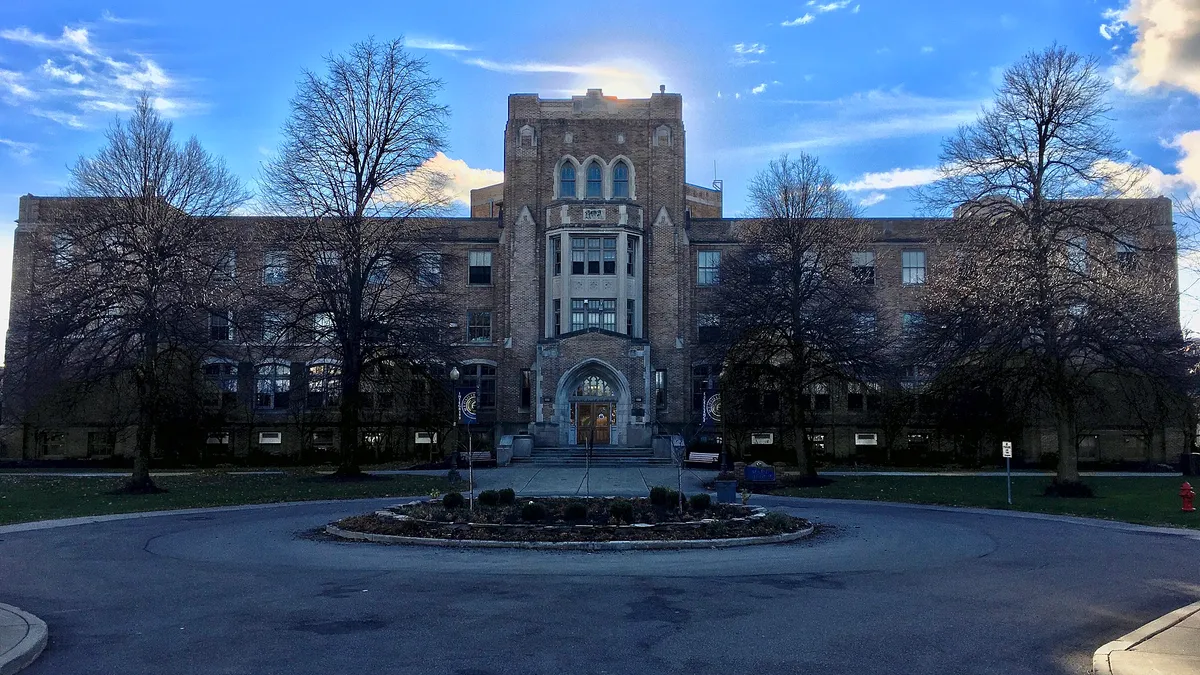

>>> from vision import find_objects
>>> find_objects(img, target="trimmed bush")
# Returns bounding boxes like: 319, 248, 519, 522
564, 501, 588, 521
442, 492, 465, 509
521, 501, 548, 522
689, 493, 711, 511
609, 499, 635, 523
649, 486, 670, 506
478, 490, 500, 507
498, 488, 516, 505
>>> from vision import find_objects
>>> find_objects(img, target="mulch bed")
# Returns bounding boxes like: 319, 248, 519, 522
333, 497, 809, 543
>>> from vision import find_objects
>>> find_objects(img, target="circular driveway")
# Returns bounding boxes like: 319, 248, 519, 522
2, 496, 1198, 675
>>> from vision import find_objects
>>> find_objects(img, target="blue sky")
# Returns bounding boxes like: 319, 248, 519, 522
1, 0, 1198, 361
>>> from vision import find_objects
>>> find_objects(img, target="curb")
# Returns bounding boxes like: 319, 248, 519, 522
324, 523, 816, 550
0, 604, 47, 675
1092, 600, 1200, 675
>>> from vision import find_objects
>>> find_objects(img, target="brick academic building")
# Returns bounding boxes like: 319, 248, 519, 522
2, 88, 1187, 465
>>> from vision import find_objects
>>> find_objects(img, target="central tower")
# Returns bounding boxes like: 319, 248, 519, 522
493, 88, 690, 447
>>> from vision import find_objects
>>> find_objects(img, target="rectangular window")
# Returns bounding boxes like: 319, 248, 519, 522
553, 299, 561, 336
467, 311, 492, 343
570, 299, 615, 331
1068, 236, 1088, 274
550, 236, 561, 276
418, 252, 441, 286
219, 250, 237, 281
38, 431, 65, 456
902, 312, 924, 334
52, 234, 72, 268
264, 251, 288, 285
901, 250, 925, 285
847, 383, 865, 411
627, 237, 638, 276
627, 299, 636, 337
261, 311, 286, 343
468, 251, 492, 285
854, 433, 878, 446
809, 383, 830, 411
1116, 240, 1135, 267
603, 237, 617, 275
316, 250, 339, 279
854, 311, 876, 335
367, 260, 388, 285
697, 251, 720, 286
258, 432, 282, 444
204, 360, 239, 407
697, 313, 719, 343
570, 236, 617, 275
750, 251, 773, 285
852, 251, 875, 285
520, 369, 533, 410
313, 312, 334, 341
655, 370, 667, 410
463, 364, 498, 410
571, 237, 586, 275
87, 431, 116, 456
210, 311, 232, 341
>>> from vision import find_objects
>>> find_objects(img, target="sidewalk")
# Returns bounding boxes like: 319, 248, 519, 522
1094, 600, 1200, 675
0, 604, 46, 675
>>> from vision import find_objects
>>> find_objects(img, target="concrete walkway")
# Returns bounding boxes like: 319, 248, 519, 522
1095, 600, 1200, 675
0, 604, 46, 675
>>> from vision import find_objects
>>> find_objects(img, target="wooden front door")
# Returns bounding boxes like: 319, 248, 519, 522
574, 402, 613, 445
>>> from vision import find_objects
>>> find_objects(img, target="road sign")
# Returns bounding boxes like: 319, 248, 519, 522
1002, 441, 1013, 458
1002, 441, 1013, 505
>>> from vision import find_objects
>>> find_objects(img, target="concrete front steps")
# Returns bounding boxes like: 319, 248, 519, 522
513, 446, 674, 467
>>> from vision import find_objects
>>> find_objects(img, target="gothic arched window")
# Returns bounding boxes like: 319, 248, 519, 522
560, 163, 576, 199
612, 161, 629, 198
586, 162, 603, 198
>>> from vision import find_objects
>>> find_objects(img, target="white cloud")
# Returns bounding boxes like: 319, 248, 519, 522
809, 0, 852, 11
751, 83, 767, 95
1111, 130, 1200, 198
735, 89, 982, 155
0, 138, 35, 161
782, 14, 815, 26
413, 152, 503, 206
406, 36, 471, 52
839, 167, 942, 192
461, 57, 664, 99
1104, 0, 1200, 95
0, 70, 35, 99
921, 46, 935, 54
0, 26, 95, 54
859, 192, 887, 207
733, 43, 766, 55
40, 59, 84, 84
0, 20, 196, 126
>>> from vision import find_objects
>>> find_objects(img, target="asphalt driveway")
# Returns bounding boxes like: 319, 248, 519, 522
1, 496, 1198, 674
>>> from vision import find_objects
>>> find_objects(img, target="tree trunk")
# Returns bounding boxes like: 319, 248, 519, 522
337, 360, 363, 476
1054, 407, 1080, 484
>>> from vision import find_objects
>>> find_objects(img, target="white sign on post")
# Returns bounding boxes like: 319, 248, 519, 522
1002, 441, 1013, 458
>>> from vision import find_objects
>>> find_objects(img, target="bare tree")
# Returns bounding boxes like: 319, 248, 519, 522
260, 37, 456, 477
916, 45, 1185, 492
12, 94, 248, 491
710, 153, 882, 477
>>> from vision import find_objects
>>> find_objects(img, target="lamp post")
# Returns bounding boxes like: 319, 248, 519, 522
448, 366, 461, 483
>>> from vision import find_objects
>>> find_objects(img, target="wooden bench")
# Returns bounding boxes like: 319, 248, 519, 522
458, 451, 493, 464
685, 451, 720, 466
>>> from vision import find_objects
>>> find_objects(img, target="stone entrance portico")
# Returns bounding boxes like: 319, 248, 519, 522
554, 359, 630, 446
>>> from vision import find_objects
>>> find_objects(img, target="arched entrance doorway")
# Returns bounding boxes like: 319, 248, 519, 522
570, 375, 616, 445
555, 360, 630, 447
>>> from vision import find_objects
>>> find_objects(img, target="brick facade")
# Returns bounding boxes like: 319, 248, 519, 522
1, 88, 1187, 465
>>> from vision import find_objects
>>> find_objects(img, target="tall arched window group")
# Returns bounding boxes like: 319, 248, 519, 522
558, 158, 633, 200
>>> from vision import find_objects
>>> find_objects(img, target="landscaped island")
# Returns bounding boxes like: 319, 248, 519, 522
328, 488, 812, 548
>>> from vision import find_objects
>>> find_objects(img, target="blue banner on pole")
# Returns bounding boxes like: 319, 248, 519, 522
456, 388, 478, 424
702, 390, 721, 427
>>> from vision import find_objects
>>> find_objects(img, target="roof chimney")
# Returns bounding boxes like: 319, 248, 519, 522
659, 84, 666, 94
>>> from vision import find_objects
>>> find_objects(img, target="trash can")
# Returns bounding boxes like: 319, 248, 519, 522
714, 479, 738, 504
496, 436, 514, 467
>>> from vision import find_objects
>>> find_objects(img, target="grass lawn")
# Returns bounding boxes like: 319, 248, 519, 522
0, 470, 458, 525
772, 475, 1200, 529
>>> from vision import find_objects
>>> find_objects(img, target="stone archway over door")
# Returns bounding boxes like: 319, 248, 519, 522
555, 360, 631, 447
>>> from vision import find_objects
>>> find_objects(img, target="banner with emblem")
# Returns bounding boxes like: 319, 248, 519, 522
456, 388, 478, 424
702, 390, 722, 427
